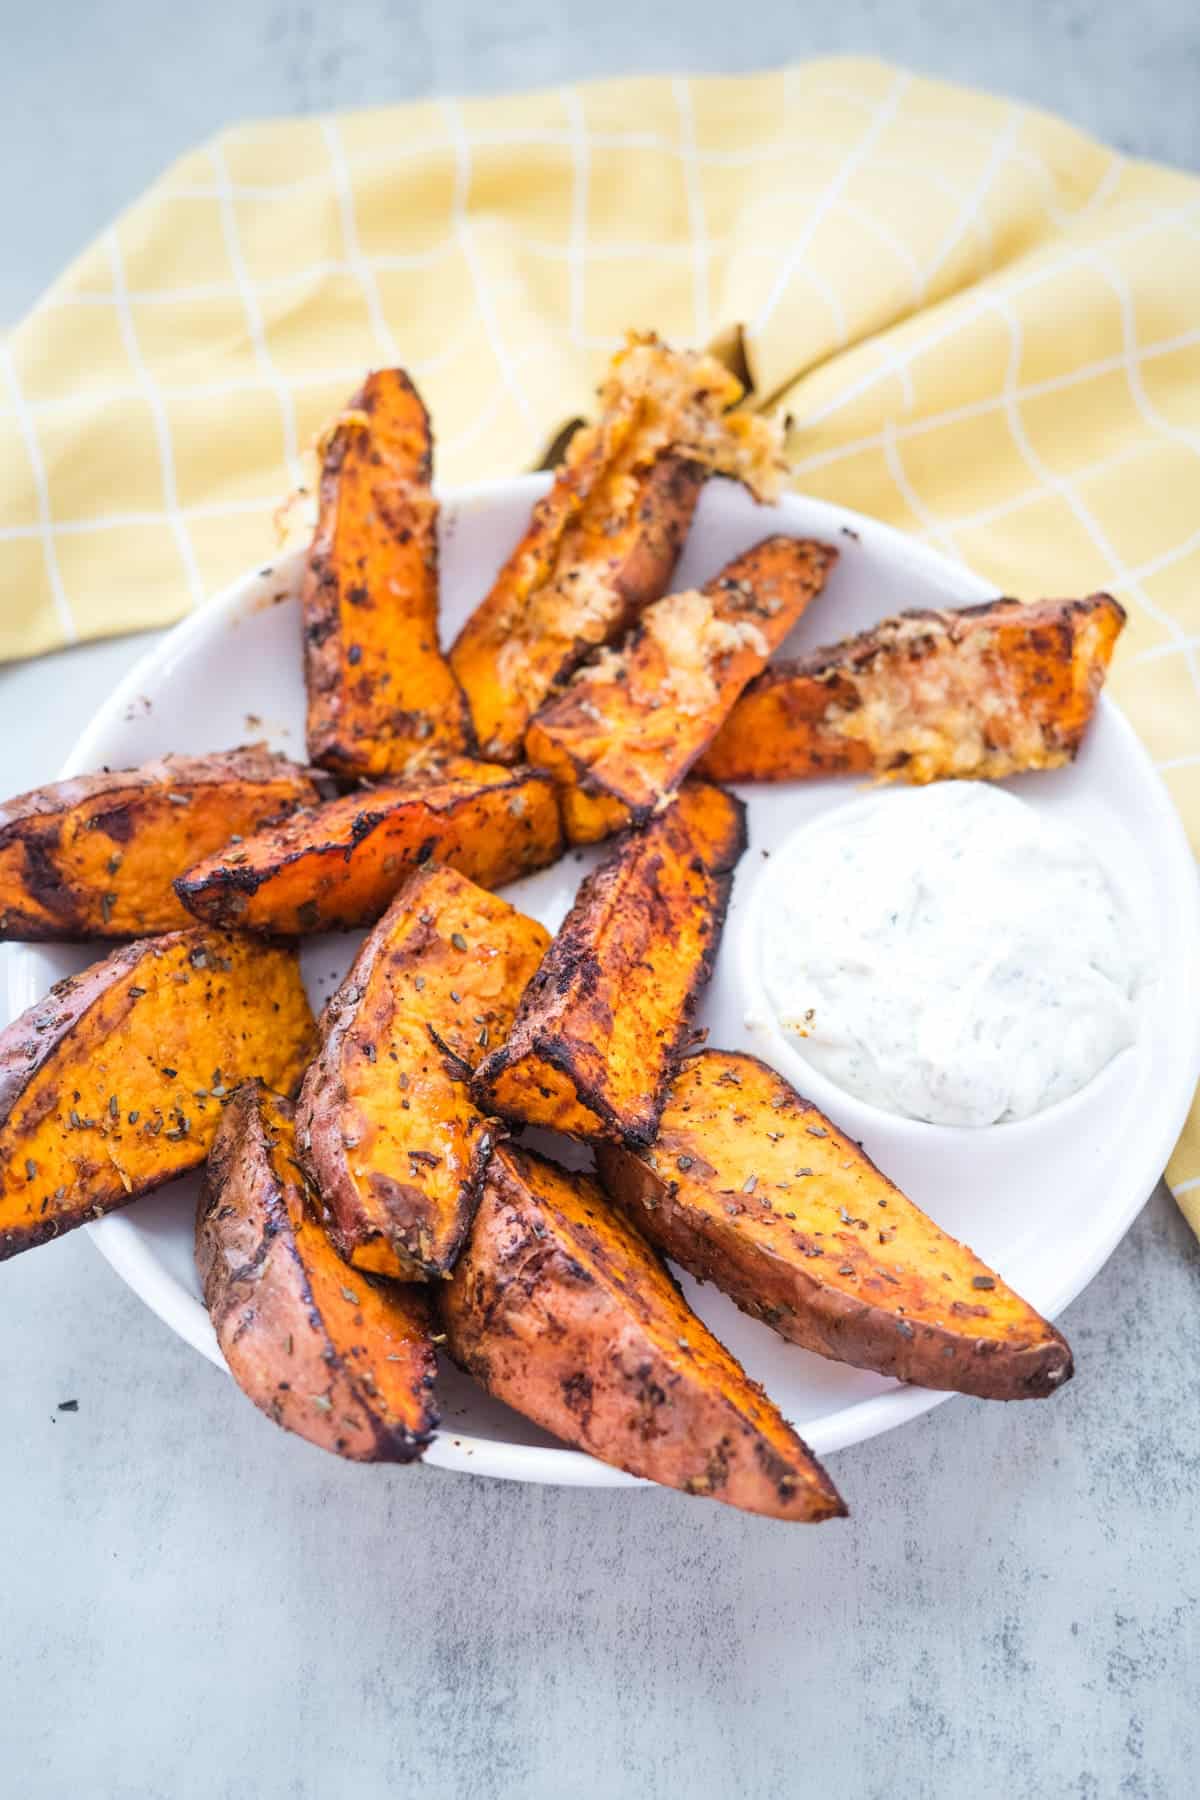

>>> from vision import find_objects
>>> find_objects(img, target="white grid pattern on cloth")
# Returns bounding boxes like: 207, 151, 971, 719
319, 115, 402, 367
0, 70, 1196, 785
102, 229, 206, 612
672, 78, 712, 347
208, 138, 305, 488
442, 95, 539, 423
0, 340, 75, 641
986, 288, 1200, 704
754, 70, 913, 335
562, 85, 591, 351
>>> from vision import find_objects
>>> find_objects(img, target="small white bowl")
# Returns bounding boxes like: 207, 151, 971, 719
736, 782, 1150, 1157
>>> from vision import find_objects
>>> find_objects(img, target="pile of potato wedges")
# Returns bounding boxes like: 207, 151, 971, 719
0, 333, 1120, 1520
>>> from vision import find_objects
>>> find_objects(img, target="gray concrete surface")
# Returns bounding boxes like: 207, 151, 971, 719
2, 5, 1198, 1797
4, 0, 1199, 325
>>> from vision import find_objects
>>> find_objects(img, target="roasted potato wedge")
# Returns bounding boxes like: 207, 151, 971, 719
442, 1143, 846, 1520
596, 1051, 1073, 1399
0, 930, 316, 1261
449, 332, 785, 761
297, 864, 551, 1279
175, 758, 563, 935
526, 537, 836, 843
0, 747, 323, 941
698, 594, 1126, 785
304, 369, 472, 776
198, 1081, 439, 1461
473, 783, 745, 1144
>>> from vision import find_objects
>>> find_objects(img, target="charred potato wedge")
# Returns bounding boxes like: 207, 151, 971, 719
699, 594, 1125, 784
175, 758, 563, 935
473, 783, 745, 1144
198, 1082, 438, 1461
304, 369, 472, 776
526, 537, 836, 843
297, 864, 550, 1279
449, 332, 785, 761
0, 930, 316, 1261
0, 747, 323, 941
597, 1051, 1073, 1400
442, 1143, 846, 1520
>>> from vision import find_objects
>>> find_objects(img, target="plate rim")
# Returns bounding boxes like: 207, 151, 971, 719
12, 473, 1200, 1489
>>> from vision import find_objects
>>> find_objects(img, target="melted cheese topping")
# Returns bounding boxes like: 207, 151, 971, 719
576, 588, 772, 718
827, 611, 1079, 782
584, 332, 785, 502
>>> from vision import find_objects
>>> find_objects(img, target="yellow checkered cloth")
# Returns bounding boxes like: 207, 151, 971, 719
3, 58, 1199, 1216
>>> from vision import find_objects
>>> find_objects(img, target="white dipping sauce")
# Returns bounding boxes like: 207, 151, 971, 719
757, 782, 1143, 1127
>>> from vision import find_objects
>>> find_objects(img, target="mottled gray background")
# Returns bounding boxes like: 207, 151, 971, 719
2, 4, 1198, 1797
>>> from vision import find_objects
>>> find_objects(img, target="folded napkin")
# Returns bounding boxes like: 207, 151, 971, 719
2, 57, 1198, 1217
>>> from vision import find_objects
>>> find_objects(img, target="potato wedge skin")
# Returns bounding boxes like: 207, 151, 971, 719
449, 332, 785, 762
198, 1082, 439, 1462
450, 449, 704, 762
297, 863, 550, 1279
175, 758, 563, 935
596, 1051, 1073, 1400
526, 537, 837, 842
0, 930, 316, 1261
699, 594, 1125, 785
472, 783, 746, 1144
304, 369, 472, 776
441, 1144, 845, 1520
0, 747, 323, 941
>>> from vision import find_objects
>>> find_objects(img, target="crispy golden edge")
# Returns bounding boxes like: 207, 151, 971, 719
0, 930, 316, 1260
441, 1142, 846, 1520
525, 536, 837, 834
699, 594, 1126, 784
450, 450, 705, 761
472, 783, 746, 1144
174, 760, 564, 934
304, 369, 473, 775
198, 1082, 439, 1462
449, 332, 786, 760
596, 1049, 1074, 1400
0, 747, 324, 941
296, 863, 549, 1278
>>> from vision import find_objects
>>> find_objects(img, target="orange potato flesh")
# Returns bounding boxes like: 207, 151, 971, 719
698, 594, 1126, 785
175, 758, 563, 935
441, 1143, 847, 1521
596, 1051, 1073, 1400
303, 369, 472, 776
197, 1082, 439, 1462
0, 930, 316, 1261
297, 863, 551, 1279
526, 536, 837, 843
449, 332, 785, 761
0, 747, 323, 940
472, 783, 745, 1145
450, 448, 703, 765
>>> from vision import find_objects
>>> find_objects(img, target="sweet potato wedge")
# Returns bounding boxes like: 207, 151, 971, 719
526, 537, 836, 843
596, 1051, 1073, 1400
175, 758, 563, 935
0, 747, 324, 941
449, 332, 785, 761
472, 783, 745, 1144
303, 369, 472, 776
698, 594, 1126, 785
198, 1081, 439, 1461
441, 1143, 845, 1520
297, 864, 551, 1279
0, 930, 316, 1261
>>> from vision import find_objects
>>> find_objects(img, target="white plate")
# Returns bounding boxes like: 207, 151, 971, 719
10, 475, 1200, 1489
